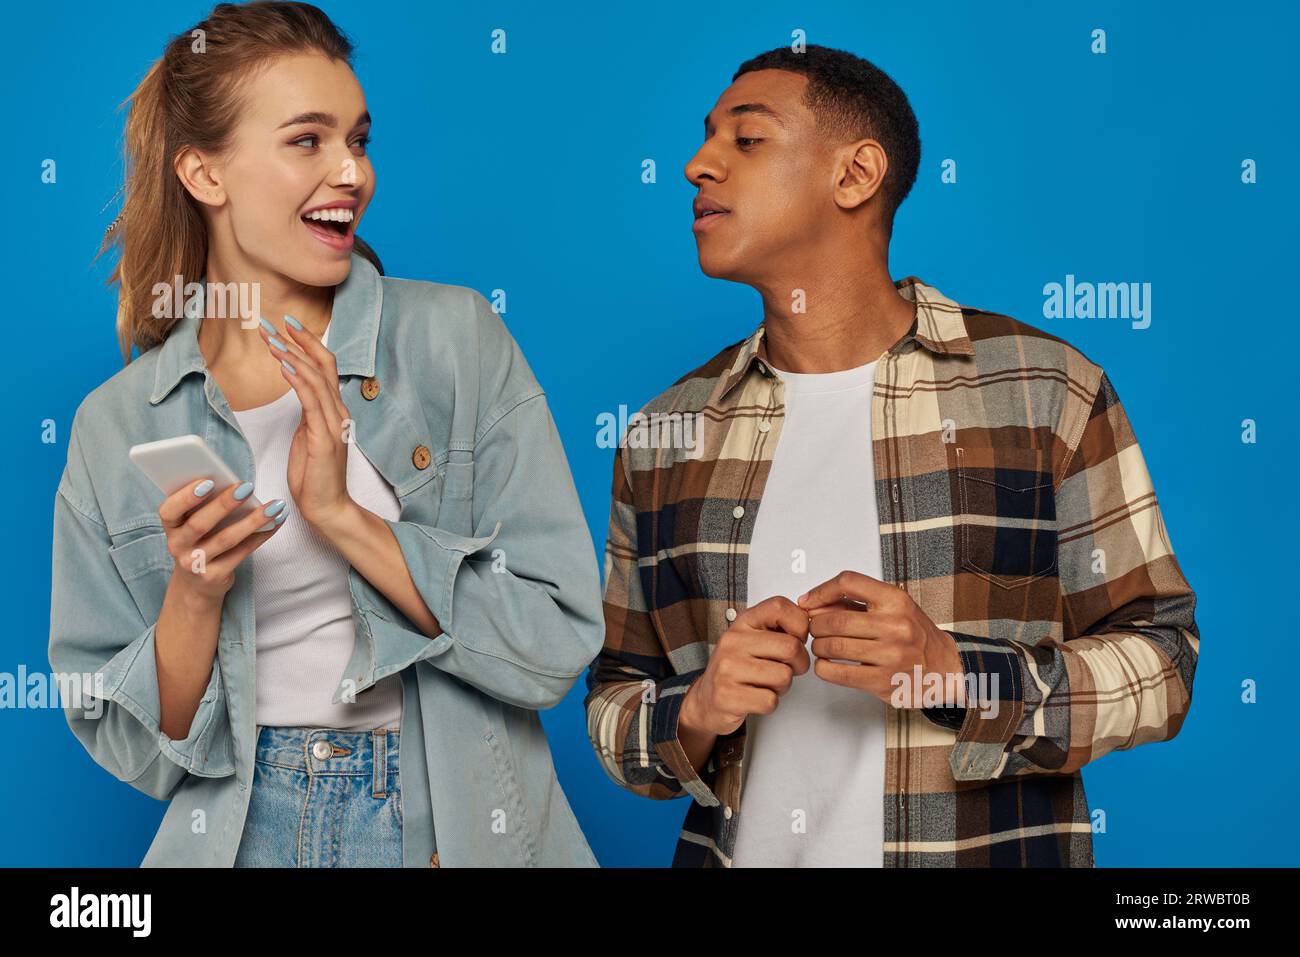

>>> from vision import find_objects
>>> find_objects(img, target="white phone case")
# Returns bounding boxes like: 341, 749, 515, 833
128, 434, 275, 533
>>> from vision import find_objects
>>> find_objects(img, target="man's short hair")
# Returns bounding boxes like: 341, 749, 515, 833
733, 44, 921, 228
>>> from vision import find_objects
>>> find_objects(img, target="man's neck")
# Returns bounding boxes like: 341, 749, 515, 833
753, 254, 915, 374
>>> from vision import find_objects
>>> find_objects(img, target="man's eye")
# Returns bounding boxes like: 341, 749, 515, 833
292, 134, 319, 149
736, 137, 761, 149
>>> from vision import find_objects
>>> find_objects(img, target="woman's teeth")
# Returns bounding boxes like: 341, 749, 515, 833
304, 208, 355, 223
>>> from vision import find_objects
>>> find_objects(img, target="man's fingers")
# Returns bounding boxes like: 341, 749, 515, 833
732, 629, 811, 674
808, 609, 904, 641
797, 570, 904, 612
737, 595, 809, 641
809, 635, 890, 666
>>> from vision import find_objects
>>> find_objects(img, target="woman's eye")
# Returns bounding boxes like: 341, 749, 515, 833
351, 136, 371, 153
292, 134, 319, 149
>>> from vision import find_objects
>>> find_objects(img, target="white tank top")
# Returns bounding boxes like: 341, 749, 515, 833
231, 322, 403, 730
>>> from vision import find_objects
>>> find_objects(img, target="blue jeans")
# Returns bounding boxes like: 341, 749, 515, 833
234, 726, 403, 867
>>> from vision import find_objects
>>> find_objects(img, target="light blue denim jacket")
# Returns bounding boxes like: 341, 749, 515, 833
48, 253, 604, 866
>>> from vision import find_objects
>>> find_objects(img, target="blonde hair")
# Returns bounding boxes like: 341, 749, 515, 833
98, 1, 382, 364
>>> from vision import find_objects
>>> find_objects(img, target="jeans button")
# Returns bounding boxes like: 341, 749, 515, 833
312, 740, 332, 760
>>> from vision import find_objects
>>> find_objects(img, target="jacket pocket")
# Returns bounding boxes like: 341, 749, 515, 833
107, 529, 174, 621
949, 444, 1058, 588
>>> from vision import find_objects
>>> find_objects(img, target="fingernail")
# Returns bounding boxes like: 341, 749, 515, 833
194, 479, 215, 496
264, 499, 286, 517
234, 481, 255, 501
258, 317, 276, 334
281, 359, 296, 375
268, 336, 288, 352
284, 315, 303, 330
274, 511, 288, 525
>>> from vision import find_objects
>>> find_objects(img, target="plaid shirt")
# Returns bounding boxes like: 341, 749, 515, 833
585, 276, 1199, 867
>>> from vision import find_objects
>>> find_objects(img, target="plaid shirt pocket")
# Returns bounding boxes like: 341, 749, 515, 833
950, 443, 1058, 588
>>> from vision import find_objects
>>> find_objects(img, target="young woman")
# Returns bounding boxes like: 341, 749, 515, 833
48, 1, 603, 867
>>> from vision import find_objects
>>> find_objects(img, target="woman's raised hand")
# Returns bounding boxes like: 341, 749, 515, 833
257, 315, 357, 533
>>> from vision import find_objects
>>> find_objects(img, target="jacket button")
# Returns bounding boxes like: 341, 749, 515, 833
361, 376, 380, 400
311, 740, 332, 760
412, 445, 431, 470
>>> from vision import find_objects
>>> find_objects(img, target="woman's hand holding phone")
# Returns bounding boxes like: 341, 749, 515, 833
159, 477, 287, 607
151, 478, 286, 740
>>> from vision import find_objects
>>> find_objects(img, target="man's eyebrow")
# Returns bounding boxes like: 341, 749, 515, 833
278, 110, 372, 130
702, 102, 787, 133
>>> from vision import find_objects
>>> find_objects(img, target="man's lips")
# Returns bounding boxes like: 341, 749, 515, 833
692, 194, 730, 233
692, 208, 729, 233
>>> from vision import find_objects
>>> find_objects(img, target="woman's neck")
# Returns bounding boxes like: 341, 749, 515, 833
197, 251, 334, 373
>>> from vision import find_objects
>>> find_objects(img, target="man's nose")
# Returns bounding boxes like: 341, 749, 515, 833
685, 148, 721, 186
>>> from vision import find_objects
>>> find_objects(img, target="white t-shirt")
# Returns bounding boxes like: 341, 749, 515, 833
731, 357, 886, 868
231, 322, 404, 731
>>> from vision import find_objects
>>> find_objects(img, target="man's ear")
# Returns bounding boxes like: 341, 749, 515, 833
832, 138, 888, 211
174, 146, 226, 207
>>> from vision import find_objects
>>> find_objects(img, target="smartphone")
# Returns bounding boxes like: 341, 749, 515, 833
129, 434, 275, 533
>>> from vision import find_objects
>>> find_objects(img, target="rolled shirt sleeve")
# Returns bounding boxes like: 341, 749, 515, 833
585, 444, 724, 807
48, 421, 235, 801
933, 370, 1200, 781
342, 294, 604, 712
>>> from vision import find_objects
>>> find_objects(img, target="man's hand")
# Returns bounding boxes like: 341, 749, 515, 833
797, 571, 964, 708
679, 596, 811, 741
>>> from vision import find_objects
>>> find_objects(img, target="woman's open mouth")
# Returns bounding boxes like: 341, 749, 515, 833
301, 207, 356, 251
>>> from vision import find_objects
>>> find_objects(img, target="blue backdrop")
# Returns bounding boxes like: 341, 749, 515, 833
7, 0, 1295, 866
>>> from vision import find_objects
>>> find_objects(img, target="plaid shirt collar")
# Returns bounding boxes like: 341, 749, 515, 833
712, 275, 977, 406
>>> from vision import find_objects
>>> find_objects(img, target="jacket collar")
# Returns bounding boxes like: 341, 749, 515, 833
149, 252, 383, 404
713, 275, 975, 405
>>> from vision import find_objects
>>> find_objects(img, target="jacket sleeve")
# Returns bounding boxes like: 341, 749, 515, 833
583, 444, 724, 807
349, 295, 605, 712
926, 371, 1200, 781
48, 415, 235, 802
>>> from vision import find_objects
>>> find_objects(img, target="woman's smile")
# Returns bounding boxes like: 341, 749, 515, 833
300, 201, 358, 252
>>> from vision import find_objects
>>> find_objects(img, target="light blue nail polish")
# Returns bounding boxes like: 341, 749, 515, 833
234, 481, 255, 501
264, 500, 286, 517
274, 511, 288, 525
269, 336, 288, 351
194, 479, 214, 496
284, 315, 303, 330
258, 317, 275, 334
281, 359, 296, 375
